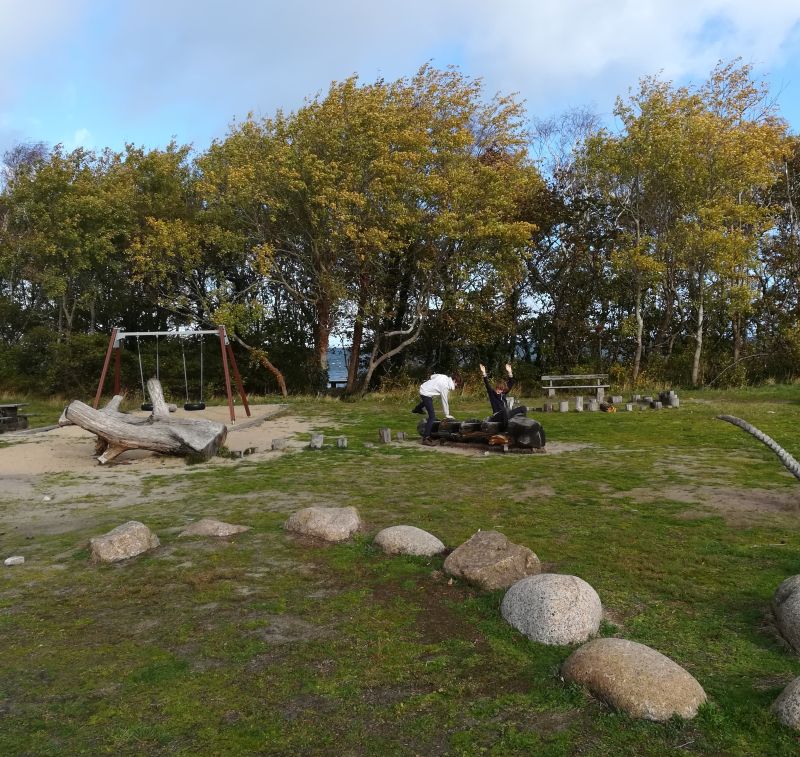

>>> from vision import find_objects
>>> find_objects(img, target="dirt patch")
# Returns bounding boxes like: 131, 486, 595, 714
617, 484, 800, 526
402, 440, 592, 458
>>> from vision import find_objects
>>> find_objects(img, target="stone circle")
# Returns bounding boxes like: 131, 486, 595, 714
374, 525, 446, 557
773, 575, 800, 653
443, 530, 540, 590
179, 518, 251, 538
284, 506, 361, 542
89, 521, 160, 563
772, 676, 800, 730
501, 573, 602, 645
561, 638, 707, 721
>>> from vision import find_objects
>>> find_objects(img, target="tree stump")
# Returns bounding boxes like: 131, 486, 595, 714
396, 431, 406, 441
588, 399, 599, 412
271, 438, 287, 451
625, 403, 634, 412
378, 427, 392, 443
575, 396, 584, 412
559, 401, 569, 413
309, 434, 324, 449
336, 436, 348, 448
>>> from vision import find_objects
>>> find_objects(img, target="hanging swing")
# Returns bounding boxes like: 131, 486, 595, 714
138, 335, 159, 411
181, 335, 206, 411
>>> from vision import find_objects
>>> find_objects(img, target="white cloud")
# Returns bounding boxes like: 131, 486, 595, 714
1, 0, 799, 153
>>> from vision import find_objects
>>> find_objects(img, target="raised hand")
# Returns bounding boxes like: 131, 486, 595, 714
505, 363, 513, 376
479, 363, 487, 377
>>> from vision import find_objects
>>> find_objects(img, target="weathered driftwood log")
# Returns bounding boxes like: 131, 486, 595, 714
64, 393, 227, 465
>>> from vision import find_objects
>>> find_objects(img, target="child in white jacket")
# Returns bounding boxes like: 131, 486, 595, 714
412, 373, 461, 445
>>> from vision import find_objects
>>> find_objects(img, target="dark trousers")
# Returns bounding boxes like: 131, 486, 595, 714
489, 405, 527, 426
414, 395, 436, 438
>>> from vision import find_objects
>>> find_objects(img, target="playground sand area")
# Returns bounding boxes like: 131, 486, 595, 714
0, 403, 312, 477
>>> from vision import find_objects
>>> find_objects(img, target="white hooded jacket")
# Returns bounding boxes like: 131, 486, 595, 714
419, 374, 456, 417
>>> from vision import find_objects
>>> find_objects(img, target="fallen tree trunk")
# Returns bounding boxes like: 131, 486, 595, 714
65, 382, 227, 464
59, 392, 176, 428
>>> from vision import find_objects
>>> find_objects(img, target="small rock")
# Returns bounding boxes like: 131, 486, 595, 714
179, 518, 251, 538
443, 530, 540, 590
772, 676, 800, 730
284, 506, 361, 542
89, 521, 160, 563
773, 575, 800, 653
374, 525, 446, 557
4, 556, 25, 566
561, 638, 706, 721
42, 496, 52, 502
501, 573, 602, 645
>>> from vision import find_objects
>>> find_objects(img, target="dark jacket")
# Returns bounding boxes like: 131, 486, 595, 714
483, 375, 515, 414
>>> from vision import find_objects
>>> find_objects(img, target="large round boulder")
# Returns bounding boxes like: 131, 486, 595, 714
773, 575, 800, 653
772, 676, 800, 730
284, 506, 361, 542
179, 518, 251, 538
501, 573, 602, 645
90, 521, 160, 563
374, 525, 446, 557
562, 638, 707, 721
443, 530, 540, 590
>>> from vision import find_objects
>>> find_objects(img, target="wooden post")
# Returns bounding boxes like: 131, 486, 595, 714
94, 328, 118, 409
653, 401, 663, 410
378, 427, 391, 443
575, 396, 584, 412
559, 401, 569, 413
309, 434, 324, 449
271, 438, 287, 451
336, 436, 348, 448
396, 431, 406, 441
113, 346, 121, 396
218, 326, 235, 424
225, 342, 251, 417
588, 399, 599, 412
625, 403, 634, 412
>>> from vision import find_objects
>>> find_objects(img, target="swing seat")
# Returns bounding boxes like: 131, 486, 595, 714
184, 402, 206, 411
141, 402, 153, 411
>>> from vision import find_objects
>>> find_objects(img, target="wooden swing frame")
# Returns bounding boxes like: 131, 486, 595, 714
93, 326, 251, 424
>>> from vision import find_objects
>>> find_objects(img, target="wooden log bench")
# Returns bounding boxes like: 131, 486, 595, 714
541, 374, 610, 402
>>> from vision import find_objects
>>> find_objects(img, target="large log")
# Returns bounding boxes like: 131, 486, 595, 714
64, 388, 227, 465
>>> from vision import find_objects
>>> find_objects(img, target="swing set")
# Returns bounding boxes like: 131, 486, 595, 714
93, 326, 251, 424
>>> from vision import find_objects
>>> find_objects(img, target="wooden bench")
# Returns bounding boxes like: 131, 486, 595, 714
541, 374, 609, 401
0, 403, 29, 432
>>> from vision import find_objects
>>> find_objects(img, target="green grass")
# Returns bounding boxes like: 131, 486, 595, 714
1, 386, 800, 755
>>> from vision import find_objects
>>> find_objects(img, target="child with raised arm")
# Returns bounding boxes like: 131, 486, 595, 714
479, 363, 527, 425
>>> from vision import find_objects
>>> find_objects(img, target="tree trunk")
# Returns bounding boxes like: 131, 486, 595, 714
692, 281, 704, 386
632, 282, 643, 385
64, 384, 227, 465
314, 298, 331, 390
232, 334, 287, 397
346, 318, 363, 393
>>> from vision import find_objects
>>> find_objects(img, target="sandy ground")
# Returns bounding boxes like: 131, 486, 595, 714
0, 404, 312, 477
0, 407, 589, 541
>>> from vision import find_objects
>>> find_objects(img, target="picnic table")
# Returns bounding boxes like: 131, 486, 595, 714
0, 403, 29, 432
541, 374, 609, 401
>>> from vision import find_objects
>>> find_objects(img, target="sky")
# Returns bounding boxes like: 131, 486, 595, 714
1, 0, 800, 158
